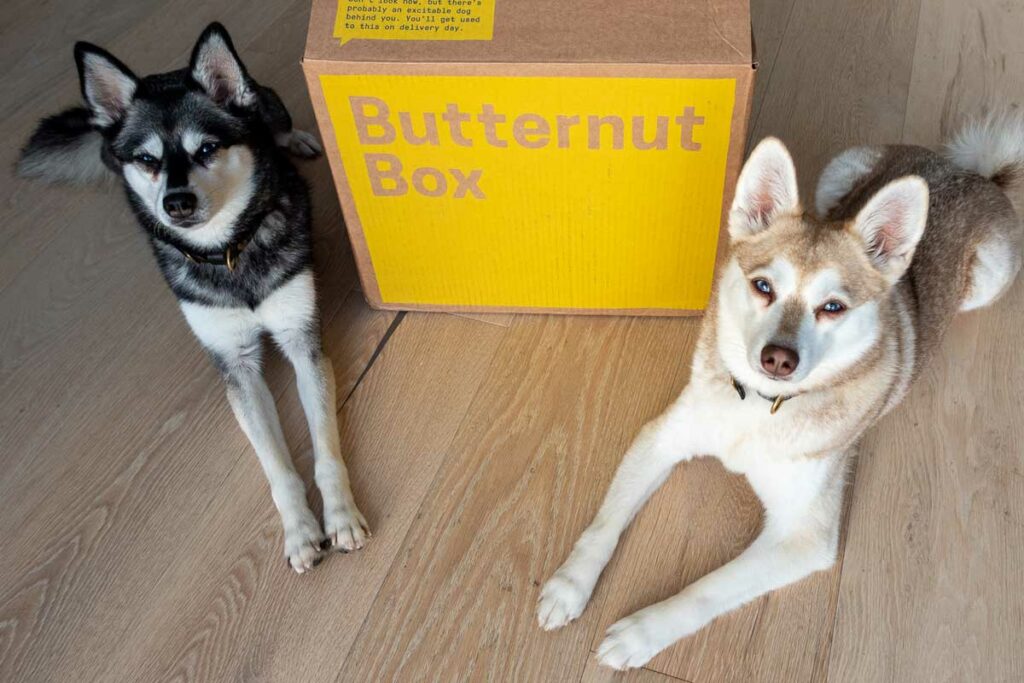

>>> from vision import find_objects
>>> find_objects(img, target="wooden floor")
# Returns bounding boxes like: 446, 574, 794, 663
1, 1, 1022, 681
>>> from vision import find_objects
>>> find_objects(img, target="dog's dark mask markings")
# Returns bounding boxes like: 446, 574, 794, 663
19, 22, 320, 309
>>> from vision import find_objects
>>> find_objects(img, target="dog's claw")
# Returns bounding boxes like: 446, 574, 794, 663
537, 572, 591, 630
284, 518, 327, 574
324, 506, 370, 553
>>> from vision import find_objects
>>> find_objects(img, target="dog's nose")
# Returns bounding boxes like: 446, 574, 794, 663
163, 192, 197, 220
760, 344, 799, 378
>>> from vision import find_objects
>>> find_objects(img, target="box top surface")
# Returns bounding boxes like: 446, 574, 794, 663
306, 0, 753, 66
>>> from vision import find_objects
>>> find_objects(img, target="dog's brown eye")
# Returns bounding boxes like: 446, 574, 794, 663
134, 153, 159, 167
196, 141, 219, 161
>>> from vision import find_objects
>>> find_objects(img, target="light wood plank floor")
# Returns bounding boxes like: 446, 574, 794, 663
1, 1, 1021, 681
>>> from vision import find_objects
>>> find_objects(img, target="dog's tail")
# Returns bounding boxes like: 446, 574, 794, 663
945, 109, 1024, 216
16, 107, 113, 185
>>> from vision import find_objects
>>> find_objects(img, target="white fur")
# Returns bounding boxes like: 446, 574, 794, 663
180, 271, 368, 572
851, 176, 929, 283
815, 146, 882, 217
729, 137, 800, 239
538, 369, 849, 669
140, 134, 163, 158
945, 109, 1024, 182
960, 230, 1022, 311
181, 129, 204, 155
123, 163, 165, 218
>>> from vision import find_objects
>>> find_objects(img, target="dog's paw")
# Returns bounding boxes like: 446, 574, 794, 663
284, 518, 326, 574
537, 571, 592, 630
596, 613, 665, 670
281, 129, 323, 159
323, 505, 370, 553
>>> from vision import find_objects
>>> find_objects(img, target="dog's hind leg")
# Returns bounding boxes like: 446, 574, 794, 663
264, 271, 369, 554
960, 227, 1021, 311
182, 301, 325, 574
538, 403, 700, 632
594, 453, 845, 670
254, 84, 323, 158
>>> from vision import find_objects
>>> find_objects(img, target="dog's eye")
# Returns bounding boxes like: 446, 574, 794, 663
134, 153, 159, 167
750, 278, 775, 305
196, 142, 220, 160
820, 300, 846, 315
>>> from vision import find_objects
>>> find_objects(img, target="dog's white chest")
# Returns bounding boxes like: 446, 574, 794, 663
678, 380, 824, 474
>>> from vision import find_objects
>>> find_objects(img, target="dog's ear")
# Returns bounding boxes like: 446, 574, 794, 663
850, 176, 929, 283
190, 22, 256, 108
75, 43, 138, 128
729, 137, 800, 240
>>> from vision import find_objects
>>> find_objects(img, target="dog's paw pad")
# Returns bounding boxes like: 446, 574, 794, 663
284, 520, 326, 574
596, 615, 662, 670
537, 572, 591, 630
287, 129, 323, 159
324, 506, 370, 553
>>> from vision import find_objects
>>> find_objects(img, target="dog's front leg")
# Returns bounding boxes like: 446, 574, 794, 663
538, 399, 699, 631
595, 456, 845, 670
266, 272, 369, 554
281, 345, 369, 553
182, 302, 324, 573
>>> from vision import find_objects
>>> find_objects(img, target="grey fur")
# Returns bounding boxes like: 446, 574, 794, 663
16, 108, 113, 185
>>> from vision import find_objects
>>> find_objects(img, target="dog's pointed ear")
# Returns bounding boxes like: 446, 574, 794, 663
189, 22, 255, 108
75, 42, 138, 128
850, 176, 929, 283
729, 137, 801, 240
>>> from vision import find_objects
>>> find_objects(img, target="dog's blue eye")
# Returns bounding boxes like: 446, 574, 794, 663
822, 300, 846, 314
753, 278, 772, 295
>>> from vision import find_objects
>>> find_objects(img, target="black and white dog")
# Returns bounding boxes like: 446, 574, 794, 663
18, 23, 369, 573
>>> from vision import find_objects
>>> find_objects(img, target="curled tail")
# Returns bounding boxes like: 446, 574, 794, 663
16, 107, 113, 185
945, 110, 1024, 216
944, 111, 1024, 310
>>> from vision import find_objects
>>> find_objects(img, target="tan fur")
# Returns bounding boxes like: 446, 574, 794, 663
825, 144, 1019, 370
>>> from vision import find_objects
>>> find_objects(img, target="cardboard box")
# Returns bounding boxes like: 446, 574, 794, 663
303, 0, 755, 315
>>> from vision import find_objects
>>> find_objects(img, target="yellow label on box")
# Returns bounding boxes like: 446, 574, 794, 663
320, 74, 736, 310
335, 0, 495, 45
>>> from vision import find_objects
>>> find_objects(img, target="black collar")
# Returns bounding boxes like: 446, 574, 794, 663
162, 207, 270, 272
731, 377, 792, 415
179, 239, 248, 271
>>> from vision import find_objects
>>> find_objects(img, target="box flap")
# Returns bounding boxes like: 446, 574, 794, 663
306, 0, 753, 66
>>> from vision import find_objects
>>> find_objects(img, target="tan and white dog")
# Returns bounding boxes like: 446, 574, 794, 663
537, 114, 1024, 669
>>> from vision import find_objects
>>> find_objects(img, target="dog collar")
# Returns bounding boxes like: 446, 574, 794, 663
180, 240, 248, 272
164, 206, 274, 272
731, 377, 790, 415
